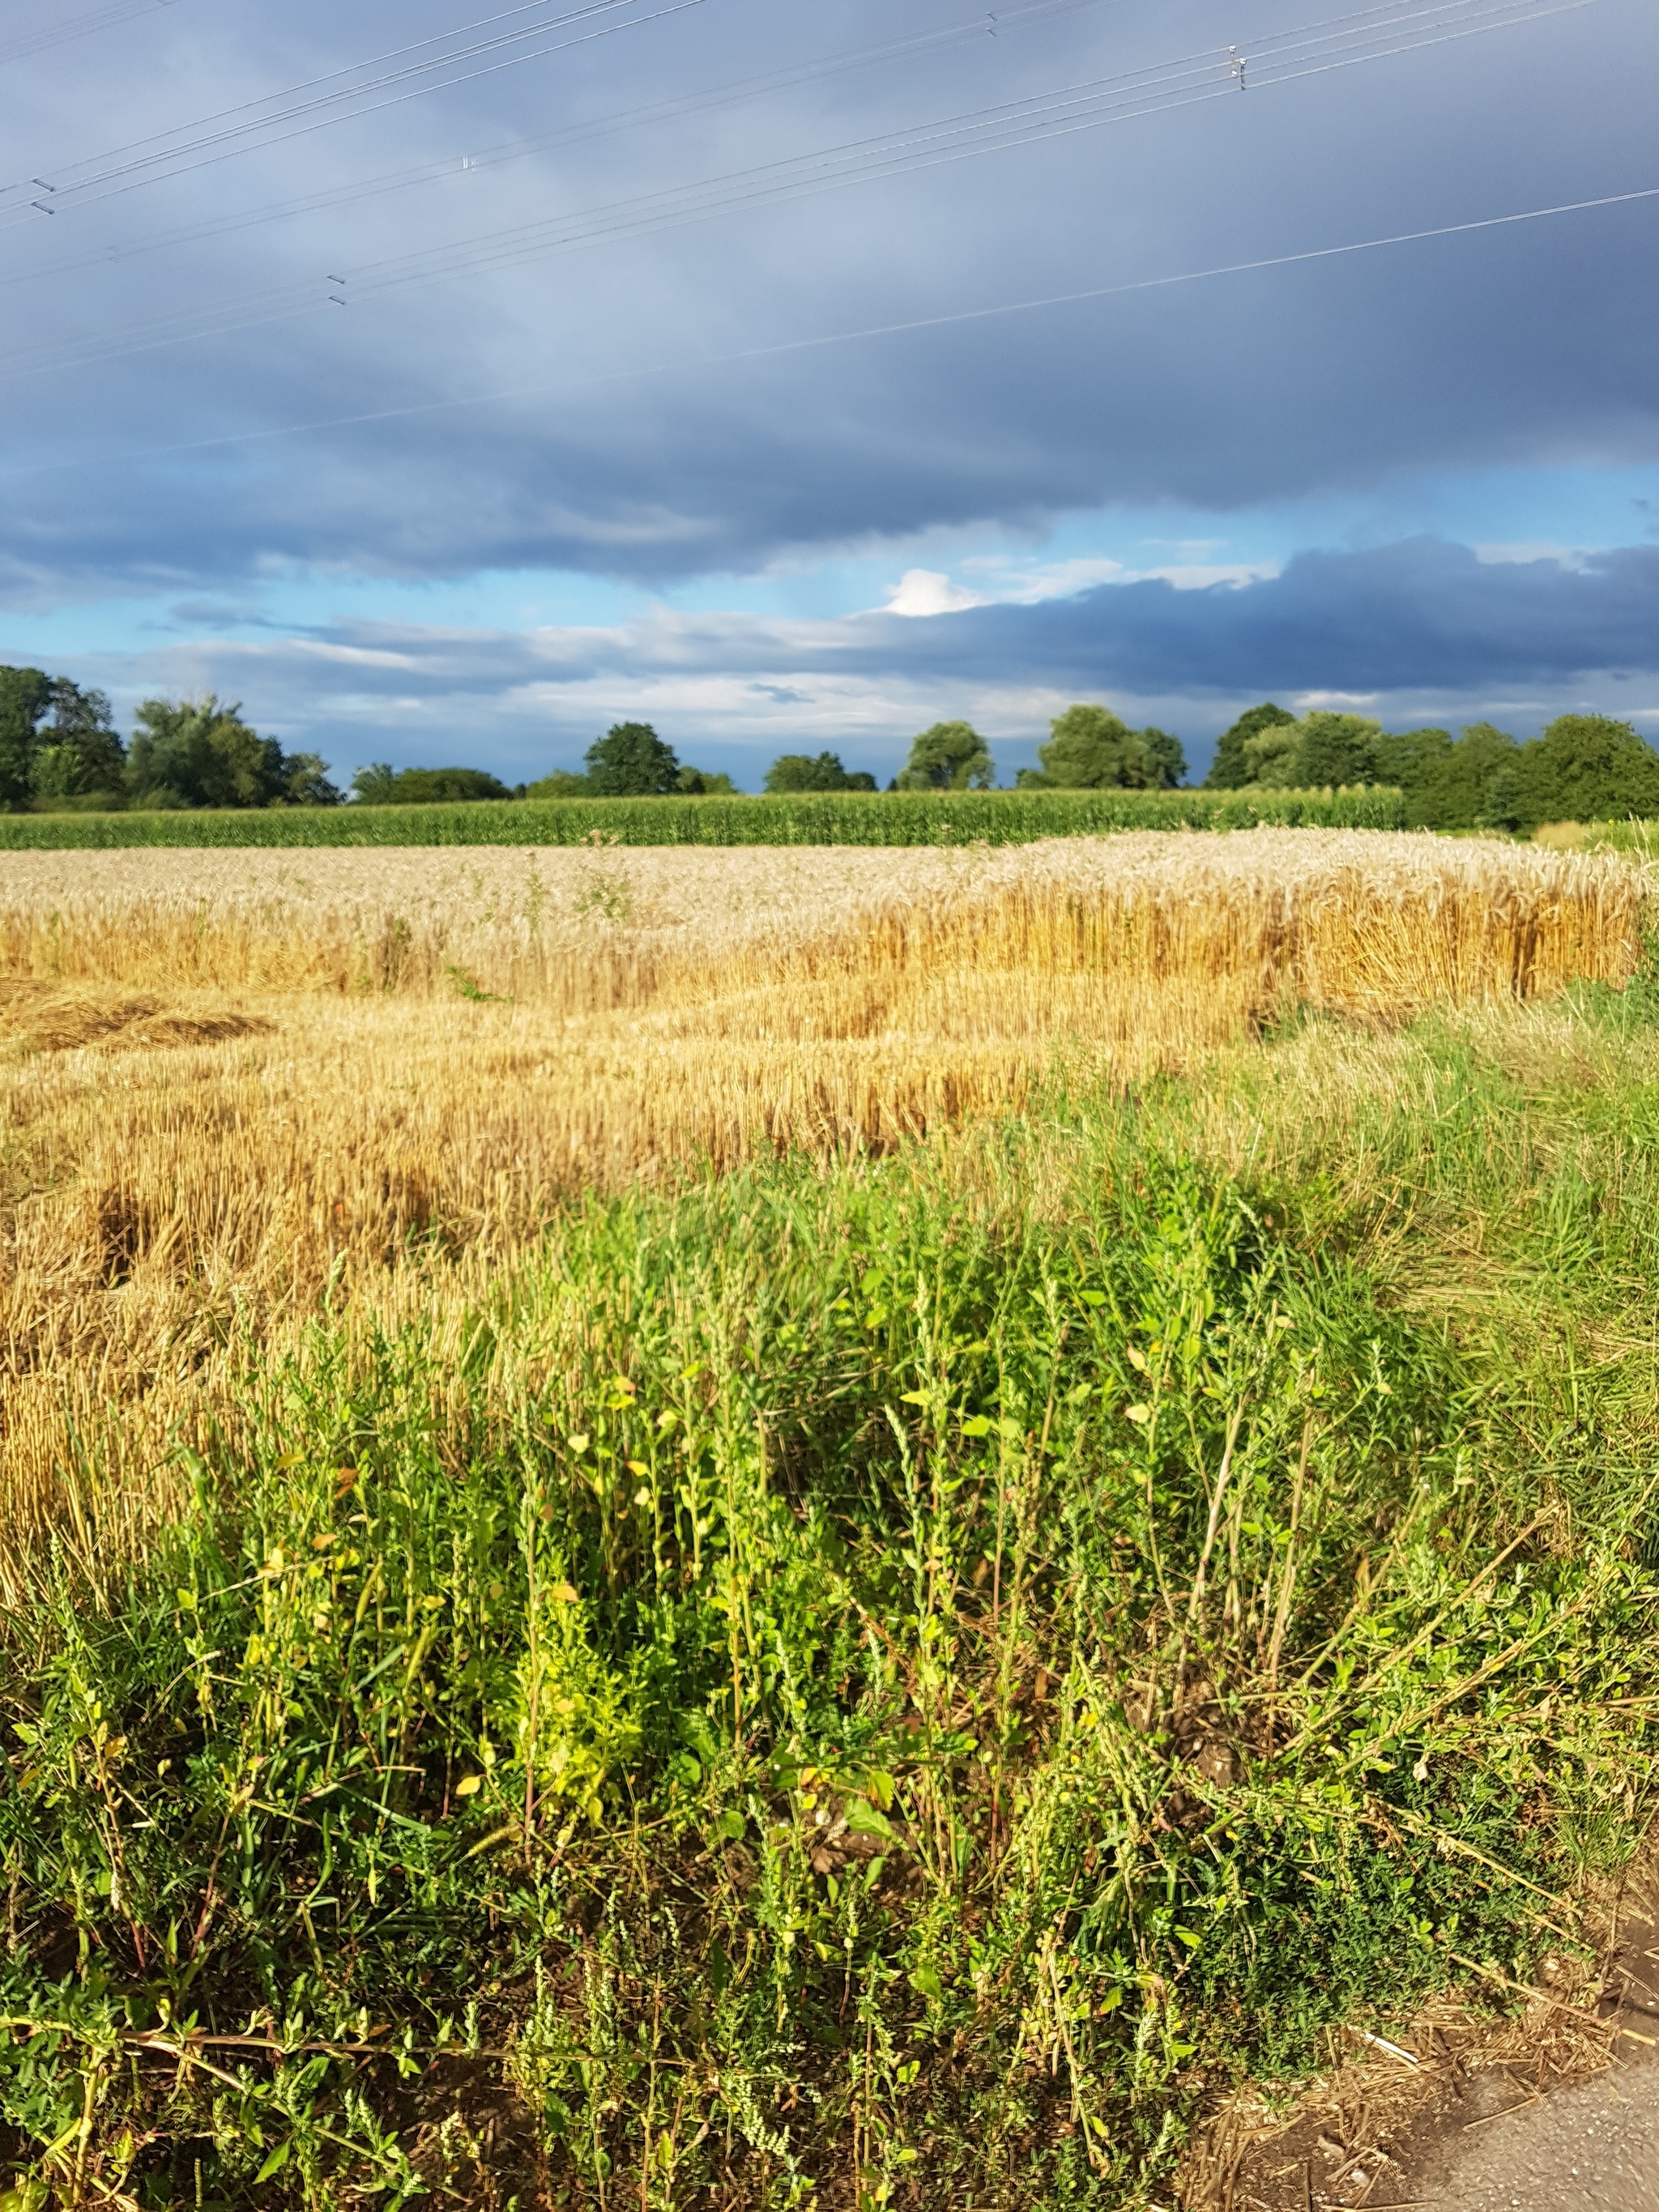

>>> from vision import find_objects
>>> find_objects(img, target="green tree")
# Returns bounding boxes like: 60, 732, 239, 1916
0, 671, 126, 808
126, 696, 340, 808
1018, 705, 1184, 790
583, 722, 682, 797
675, 765, 740, 795
1419, 723, 1518, 832
1021, 705, 1149, 790
1240, 710, 1381, 789
0, 666, 52, 809
351, 765, 511, 804
527, 769, 592, 799
1512, 714, 1659, 833
1373, 727, 1455, 828
281, 752, 343, 808
32, 680, 126, 802
1239, 716, 1302, 786
1140, 727, 1188, 790
1478, 758, 1524, 834
764, 750, 875, 794
1293, 711, 1382, 788
1205, 701, 1295, 789
352, 763, 397, 803
895, 720, 994, 791
1455, 724, 1524, 833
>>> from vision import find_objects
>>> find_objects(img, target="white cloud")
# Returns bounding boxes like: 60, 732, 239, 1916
1139, 561, 1281, 593
1473, 542, 1592, 569
883, 569, 988, 617
965, 555, 1279, 604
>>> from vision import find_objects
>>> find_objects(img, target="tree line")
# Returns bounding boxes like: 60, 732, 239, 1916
0, 673, 339, 812
1203, 702, 1659, 833
6, 662, 1657, 831
0, 680, 744, 812
761, 710, 1186, 795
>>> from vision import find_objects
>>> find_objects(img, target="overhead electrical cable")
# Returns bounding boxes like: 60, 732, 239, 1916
3, 0, 652, 189
336, 0, 1600, 298
0, 0, 1131, 289
0, 0, 1576, 232
5, 179, 1656, 482
0, 0, 1603, 381
0, 0, 702, 225
0, 0, 188, 69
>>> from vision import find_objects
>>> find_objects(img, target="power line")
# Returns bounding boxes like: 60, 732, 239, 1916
0, 0, 1566, 231
0, 0, 1126, 291
2, 0, 642, 191
0, 0, 188, 69
0, 0, 701, 226
0, 0, 1604, 381
337, 0, 1595, 300
6, 178, 1654, 483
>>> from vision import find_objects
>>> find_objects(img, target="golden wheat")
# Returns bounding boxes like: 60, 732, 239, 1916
0, 832, 1640, 1012
0, 830, 1643, 1590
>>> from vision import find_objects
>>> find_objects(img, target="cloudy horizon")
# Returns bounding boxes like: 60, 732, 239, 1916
2, 0, 1655, 787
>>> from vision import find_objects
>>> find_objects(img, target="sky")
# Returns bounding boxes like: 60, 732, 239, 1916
1, 0, 1655, 789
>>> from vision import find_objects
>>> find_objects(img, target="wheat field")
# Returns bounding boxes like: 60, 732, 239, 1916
0, 830, 1644, 1587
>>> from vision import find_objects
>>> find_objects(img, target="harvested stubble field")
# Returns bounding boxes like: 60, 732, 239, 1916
1, 828, 1657, 2212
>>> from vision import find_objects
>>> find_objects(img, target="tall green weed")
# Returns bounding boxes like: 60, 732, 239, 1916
1, 1037, 1656, 2206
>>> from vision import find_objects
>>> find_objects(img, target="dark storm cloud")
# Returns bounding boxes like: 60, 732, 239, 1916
0, 0, 1656, 595
57, 540, 1659, 791
859, 541, 1659, 697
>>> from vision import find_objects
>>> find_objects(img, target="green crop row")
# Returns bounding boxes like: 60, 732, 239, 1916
0, 785, 1405, 849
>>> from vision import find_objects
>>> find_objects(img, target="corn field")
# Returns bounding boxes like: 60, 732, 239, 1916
0, 784, 1406, 850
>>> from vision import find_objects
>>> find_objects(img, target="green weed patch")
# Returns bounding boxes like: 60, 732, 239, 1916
2, 1034, 1657, 2207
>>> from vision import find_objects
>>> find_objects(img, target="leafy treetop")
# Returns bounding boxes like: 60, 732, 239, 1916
0, 667, 126, 809
352, 765, 514, 804
894, 720, 995, 791
1018, 704, 1186, 791
1205, 701, 1297, 790
126, 696, 340, 810
583, 722, 683, 797
527, 737, 736, 799
764, 751, 878, 795
1238, 710, 1382, 791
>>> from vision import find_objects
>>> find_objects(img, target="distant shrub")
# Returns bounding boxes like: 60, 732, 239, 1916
765, 751, 878, 794
352, 765, 513, 804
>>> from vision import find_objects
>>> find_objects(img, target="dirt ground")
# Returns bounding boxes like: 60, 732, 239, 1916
1181, 1845, 1659, 2211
